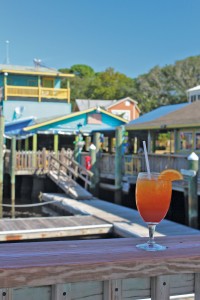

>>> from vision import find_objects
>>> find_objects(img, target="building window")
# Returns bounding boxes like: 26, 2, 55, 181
125, 100, 130, 106
198, 95, 200, 100
180, 132, 193, 150
195, 133, 200, 150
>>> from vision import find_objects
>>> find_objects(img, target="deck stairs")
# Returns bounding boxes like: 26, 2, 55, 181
47, 154, 93, 200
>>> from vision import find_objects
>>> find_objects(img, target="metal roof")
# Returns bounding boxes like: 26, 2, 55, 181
127, 103, 189, 126
75, 99, 116, 111
186, 85, 200, 92
4, 117, 35, 139
3, 101, 71, 122
0, 64, 74, 77
126, 101, 200, 130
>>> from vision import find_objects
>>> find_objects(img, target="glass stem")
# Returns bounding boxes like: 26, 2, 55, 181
147, 224, 156, 246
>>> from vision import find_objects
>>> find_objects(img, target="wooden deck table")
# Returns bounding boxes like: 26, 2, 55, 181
0, 235, 200, 299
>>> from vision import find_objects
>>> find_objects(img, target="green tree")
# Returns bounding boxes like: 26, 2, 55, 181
70, 64, 95, 78
89, 68, 136, 100
59, 55, 200, 114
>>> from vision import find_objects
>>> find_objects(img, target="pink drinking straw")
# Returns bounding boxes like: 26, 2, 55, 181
143, 141, 151, 177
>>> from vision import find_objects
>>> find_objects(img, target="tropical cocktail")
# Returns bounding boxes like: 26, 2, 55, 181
135, 169, 183, 251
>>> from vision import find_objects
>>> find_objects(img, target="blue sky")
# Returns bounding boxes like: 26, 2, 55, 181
1, 0, 200, 78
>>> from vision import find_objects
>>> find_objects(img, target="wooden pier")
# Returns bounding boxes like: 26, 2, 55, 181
0, 215, 112, 241
42, 193, 200, 238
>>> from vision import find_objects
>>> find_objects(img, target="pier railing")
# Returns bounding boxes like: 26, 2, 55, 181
99, 152, 190, 177
1, 235, 200, 299
4, 149, 198, 179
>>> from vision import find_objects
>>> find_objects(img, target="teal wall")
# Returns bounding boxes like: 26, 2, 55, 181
0, 75, 4, 87
0, 74, 61, 88
28, 111, 126, 134
7, 75, 38, 86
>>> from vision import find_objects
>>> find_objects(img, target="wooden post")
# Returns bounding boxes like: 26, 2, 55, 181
74, 135, 79, 162
54, 134, 59, 154
151, 275, 170, 300
32, 134, 37, 168
152, 132, 156, 153
93, 132, 101, 196
89, 143, 97, 195
174, 129, 179, 152
38, 76, 41, 102
42, 148, 47, 170
114, 126, 123, 205
187, 152, 199, 228
17, 139, 21, 151
0, 108, 5, 218
3, 73, 7, 101
11, 137, 16, 219
25, 138, 29, 151
147, 130, 152, 153
67, 80, 70, 103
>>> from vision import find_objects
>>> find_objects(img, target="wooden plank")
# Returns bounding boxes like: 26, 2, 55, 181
111, 280, 122, 300
71, 281, 102, 300
195, 273, 200, 299
0, 216, 113, 241
12, 286, 50, 300
42, 194, 200, 237
48, 171, 93, 200
151, 275, 170, 300
104, 280, 122, 300
0, 289, 12, 300
52, 284, 71, 300
122, 277, 150, 299
0, 236, 200, 289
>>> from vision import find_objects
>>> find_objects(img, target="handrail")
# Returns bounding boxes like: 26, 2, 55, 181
5, 150, 199, 180
48, 154, 93, 189
0, 235, 200, 299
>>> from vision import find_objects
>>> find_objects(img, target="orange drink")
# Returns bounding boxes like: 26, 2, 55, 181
135, 170, 182, 251
136, 173, 172, 223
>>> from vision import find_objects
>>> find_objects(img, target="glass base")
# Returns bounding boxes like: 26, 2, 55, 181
136, 242, 166, 251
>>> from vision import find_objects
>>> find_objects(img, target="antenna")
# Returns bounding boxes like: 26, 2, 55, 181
5, 40, 10, 64
33, 58, 41, 69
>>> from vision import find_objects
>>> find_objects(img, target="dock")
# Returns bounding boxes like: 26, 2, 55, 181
42, 193, 200, 238
0, 192, 199, 242
0, 215, 112, 241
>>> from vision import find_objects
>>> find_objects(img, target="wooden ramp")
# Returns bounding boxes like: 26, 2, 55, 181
0, 215, 112, 241
48, 170, 93, 200
42, 193, 200, 238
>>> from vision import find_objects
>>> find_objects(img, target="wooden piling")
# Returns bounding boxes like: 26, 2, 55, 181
0, 108, 4, 218
32, 134, 37, 168
11, 137, 16, 218
54, 134, 58, 154
74, 135, 79, 162
115, 126, 123, 204
89, 143, 97, 195
187, 152, 199, 229
93, 132, 101, 196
